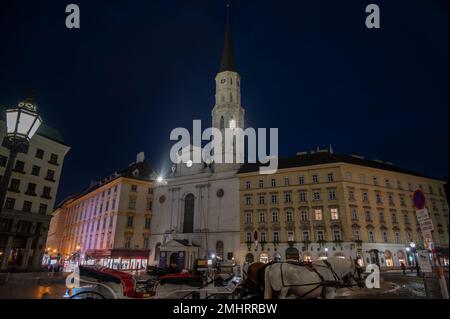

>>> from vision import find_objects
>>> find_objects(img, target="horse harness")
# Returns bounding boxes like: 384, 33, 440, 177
277, 260, 351, 299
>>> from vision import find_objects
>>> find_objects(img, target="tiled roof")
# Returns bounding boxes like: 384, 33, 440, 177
237, 152, 444, 181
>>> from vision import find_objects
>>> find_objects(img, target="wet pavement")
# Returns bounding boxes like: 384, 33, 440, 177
336, 271, 450, 299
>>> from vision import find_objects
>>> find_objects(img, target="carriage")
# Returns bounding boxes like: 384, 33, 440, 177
65, 264, 242, 299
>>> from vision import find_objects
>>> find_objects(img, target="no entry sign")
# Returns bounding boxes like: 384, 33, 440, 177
413, 189, 426, 209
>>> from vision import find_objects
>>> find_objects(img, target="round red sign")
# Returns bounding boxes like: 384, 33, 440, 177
413, 189, 426, 209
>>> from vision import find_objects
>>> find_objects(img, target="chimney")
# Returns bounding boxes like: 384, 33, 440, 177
136, 152, 145, 163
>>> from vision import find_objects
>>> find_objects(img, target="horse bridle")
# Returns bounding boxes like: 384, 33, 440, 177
346, 262, 365, 288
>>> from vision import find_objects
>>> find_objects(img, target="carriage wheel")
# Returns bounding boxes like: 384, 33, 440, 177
69, 291, 107, 299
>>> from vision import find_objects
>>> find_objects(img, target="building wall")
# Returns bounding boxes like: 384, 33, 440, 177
149, 170, 241, 266
54, 177, 153, 258
0, 119, 69, 270
238, 160, 449, 267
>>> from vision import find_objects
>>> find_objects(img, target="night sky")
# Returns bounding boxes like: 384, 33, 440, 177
0, 0, 448, 204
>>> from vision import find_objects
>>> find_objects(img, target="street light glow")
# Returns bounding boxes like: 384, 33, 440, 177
157, 176, 163, 183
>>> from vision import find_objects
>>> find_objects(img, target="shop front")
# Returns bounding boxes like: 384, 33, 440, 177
84, 249, 150, 271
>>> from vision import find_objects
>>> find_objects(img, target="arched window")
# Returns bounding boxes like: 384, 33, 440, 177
154, 243, 161, 261
183, 194, 195, 233
220, 116, 225, 130
216, 241, 224, 260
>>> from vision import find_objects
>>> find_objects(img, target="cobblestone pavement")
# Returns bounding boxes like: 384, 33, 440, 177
0, 271, 448, 299
336, 271, 449, 299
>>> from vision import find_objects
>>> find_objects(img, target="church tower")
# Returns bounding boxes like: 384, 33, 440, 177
212, 4, 245, 164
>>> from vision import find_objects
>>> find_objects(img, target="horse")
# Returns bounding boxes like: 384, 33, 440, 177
263, 256, 364, 299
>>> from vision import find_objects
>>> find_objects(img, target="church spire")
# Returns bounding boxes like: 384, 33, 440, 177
219, 3, 236, 72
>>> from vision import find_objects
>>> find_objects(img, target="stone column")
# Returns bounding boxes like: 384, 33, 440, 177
20, 237, 34, 270
1, 235, 13, 270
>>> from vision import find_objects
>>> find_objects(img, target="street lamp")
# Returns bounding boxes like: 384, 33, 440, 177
0, 93, 42, 213
410, 242, 420, 276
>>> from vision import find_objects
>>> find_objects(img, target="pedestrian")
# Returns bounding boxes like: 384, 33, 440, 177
401, 262, 406, 275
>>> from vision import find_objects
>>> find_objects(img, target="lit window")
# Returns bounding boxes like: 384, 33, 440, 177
314, 208, 323, 221
330, 208, 339, 220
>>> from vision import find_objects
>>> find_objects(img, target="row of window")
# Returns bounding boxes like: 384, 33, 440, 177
245, 207, 340, 224
245, 174, 335, 189
245, 229, 341, 243
245, 228, 407, 244
244, 173, 445, 196
130, 184, 153, 194
0, 147, 59, 167
244, 189, 337, 205
65, 214, 151, 238
3, 197, 48, 214
6, 177, 52, 198
128, 197, 153, 210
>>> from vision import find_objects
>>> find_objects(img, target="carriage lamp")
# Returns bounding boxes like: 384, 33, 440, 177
409, 242, 416, 248
0, 92, 42, 214
406, 247, 410, 252
324, 247, 329, 252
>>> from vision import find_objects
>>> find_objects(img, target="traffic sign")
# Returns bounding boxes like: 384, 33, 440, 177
413, 189, 426, 209
417, 250, 433, 273
419, 219, 434, 232
416, 208, 430, 222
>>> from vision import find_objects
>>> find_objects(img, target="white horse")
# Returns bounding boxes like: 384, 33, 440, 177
264, 256, 363, 299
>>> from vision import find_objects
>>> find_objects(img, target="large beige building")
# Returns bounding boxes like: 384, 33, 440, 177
237, 149, 449, 268
46, 153, 155, 270
0, 101, 70, 271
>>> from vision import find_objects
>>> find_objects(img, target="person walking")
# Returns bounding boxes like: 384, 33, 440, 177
401, 262, 406, 275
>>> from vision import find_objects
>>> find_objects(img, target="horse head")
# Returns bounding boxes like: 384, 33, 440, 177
341, 257, 365, 288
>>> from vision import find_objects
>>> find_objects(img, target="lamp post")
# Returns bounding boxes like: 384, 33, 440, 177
0, 93, 42, 213
410, 242, 420, 276
406, 247, 411, 267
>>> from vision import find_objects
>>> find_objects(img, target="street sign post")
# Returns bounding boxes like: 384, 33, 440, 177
415, 208, 430, 222
413, 189, 426, 210
419, 218, 434, 232
412, 189, 449, 299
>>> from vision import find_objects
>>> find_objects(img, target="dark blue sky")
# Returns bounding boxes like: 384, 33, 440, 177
0, 0, 448, 204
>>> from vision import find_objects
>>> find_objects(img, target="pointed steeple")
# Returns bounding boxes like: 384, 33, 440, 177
219, 3, 236, 72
